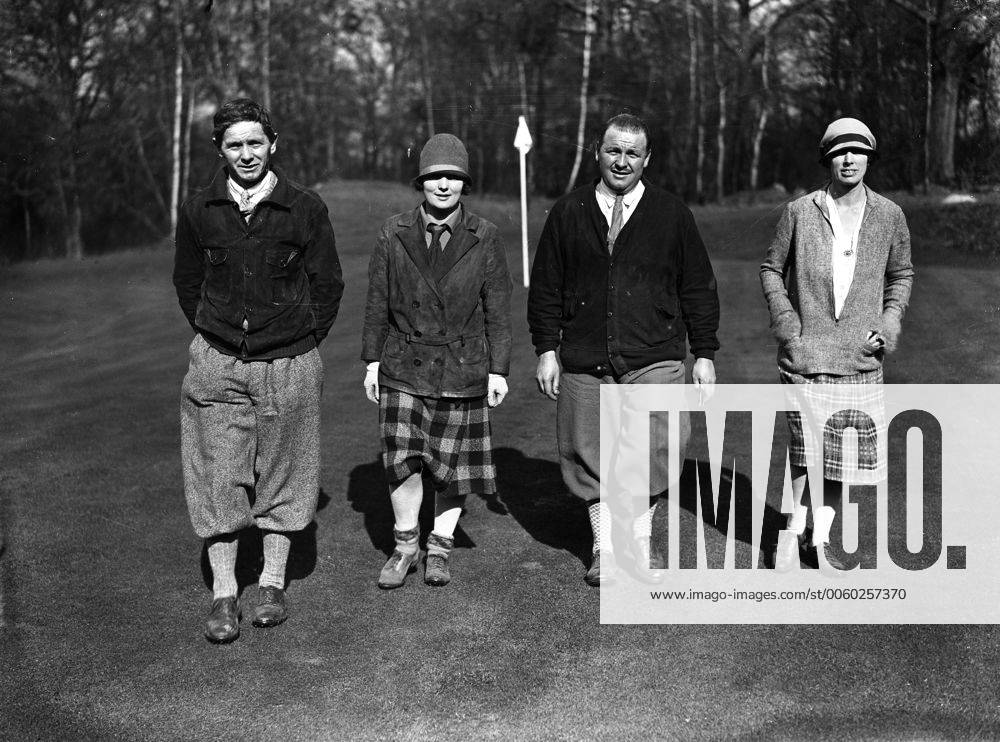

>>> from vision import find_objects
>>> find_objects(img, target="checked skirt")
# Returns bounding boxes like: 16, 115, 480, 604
779, 367, 887, 484
379, 387, 496, 497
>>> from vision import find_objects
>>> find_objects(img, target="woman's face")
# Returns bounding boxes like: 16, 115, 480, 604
828, 148, 869, 192
422, 176, 464, 218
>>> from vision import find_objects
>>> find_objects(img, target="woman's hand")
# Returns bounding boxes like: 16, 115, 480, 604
487, 373, 508, 408
364, 361, 380, 403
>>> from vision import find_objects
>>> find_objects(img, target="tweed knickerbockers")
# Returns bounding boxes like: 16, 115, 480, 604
180, 333, 323, 537
779, 367, 886, 484
379, 387, 496, 497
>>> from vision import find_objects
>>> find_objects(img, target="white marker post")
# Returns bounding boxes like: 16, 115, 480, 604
514, 116, 533, 288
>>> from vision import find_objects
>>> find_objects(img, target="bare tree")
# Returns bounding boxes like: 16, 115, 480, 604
565, 0, 596, 194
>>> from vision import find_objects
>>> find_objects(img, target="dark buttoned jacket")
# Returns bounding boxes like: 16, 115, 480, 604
173, 166, 344, 360
527, 180, 719, 376
361, 206, 512, 398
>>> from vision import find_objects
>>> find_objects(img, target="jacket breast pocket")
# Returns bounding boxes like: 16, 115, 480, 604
265, 248, 303, 306
203, 248, 231, 302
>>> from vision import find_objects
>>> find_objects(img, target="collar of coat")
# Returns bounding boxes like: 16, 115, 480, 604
393, 204, 482, 294
204, 165, 297, 209
810, 182, 885, 226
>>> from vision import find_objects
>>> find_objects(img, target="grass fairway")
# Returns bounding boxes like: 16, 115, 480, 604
1, 180, 999, 740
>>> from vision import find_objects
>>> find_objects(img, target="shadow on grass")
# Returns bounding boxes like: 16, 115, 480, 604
345, 460, 477, 556
493, 447, 592, 564
345, 447, 589, 562
671, 461, 786, 569
199, 488, 330, 593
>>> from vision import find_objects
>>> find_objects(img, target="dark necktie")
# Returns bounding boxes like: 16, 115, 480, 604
607, 194, 624, 252
427, 224, 447, 268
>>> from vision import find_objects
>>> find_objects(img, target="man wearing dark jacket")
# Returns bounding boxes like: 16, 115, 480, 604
528, 113, 720, 586
173, 98, 344, 642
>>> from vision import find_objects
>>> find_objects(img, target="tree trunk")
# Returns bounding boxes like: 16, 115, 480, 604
170, 0, 184, 234
565, 0, 595, 194
182, 80, 195, 201
749, 32, 770, 196
929, 66, 960, 183
417, 0, 435, 136
259, 0, 271, 109
712, 0, 725, 203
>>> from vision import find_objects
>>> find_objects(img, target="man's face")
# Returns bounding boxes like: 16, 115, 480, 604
219, 121, 276, 188
596, 126, 650, 194
422, 175, 464, 217
828, 148, 868, 192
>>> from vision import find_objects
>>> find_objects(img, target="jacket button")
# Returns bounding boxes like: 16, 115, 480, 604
413, 330, 422, 337
412, 301, 420, 308
413, 359, 422, 366
607, 311, 613, 317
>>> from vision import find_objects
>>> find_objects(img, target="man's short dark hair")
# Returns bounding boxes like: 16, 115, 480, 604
212, 98, 277, 147
595, 113, 652, 154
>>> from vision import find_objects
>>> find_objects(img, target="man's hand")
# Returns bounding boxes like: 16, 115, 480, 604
692, 357, 716, 403
487, 373, 508, 408
364, 361, 380, 403
535, 350, 560, 401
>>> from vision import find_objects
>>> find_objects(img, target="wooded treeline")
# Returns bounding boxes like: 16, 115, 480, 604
1, 0, 998, 262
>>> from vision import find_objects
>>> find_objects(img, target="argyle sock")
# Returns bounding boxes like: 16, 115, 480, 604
259, 532, 290, 589
587, 500, 612, 554
632, 499, 658, 540
207, 534, 239, 599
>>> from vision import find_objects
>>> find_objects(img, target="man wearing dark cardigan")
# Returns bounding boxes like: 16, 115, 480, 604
528, 113, 720, 586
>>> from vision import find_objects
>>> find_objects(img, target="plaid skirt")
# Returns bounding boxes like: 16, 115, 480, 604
779, 367, 887, 484
379, 387, 496, 497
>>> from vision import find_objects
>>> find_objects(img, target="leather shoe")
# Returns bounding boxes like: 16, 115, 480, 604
817, 542, 850, 578
251, 585, 288, 627
378, 549, 422, 589
424, 553, 451, 587
584, 550, 618, 587
628, 537, 666, 585
205, 596, 240, 643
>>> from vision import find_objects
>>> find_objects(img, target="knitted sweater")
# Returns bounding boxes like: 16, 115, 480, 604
760, 185, 914, 375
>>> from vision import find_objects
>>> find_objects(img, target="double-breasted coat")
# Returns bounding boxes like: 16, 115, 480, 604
362, 206, 512, 398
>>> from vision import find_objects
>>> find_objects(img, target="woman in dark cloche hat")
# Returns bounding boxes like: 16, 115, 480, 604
361, 134, 512, 588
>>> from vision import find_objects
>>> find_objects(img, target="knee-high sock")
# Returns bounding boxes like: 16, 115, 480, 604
632, 497, 659, 540
787, 465, 809, 535
432, 493, 465, 540
207, 534, 238, 599
390, 472, 423, 531
587, 500, 612, 554
259, 531, 291, 589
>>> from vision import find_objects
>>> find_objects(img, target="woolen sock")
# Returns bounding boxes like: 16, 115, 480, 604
393, 525, 420, 556
427, 531, 454, 558
259, 532, 290, 589
587, 501, 612, 554
207, 535, 239, 599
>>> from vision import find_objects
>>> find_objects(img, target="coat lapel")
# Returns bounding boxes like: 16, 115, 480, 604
395, 209, 445, 300
432, 211, 480, 282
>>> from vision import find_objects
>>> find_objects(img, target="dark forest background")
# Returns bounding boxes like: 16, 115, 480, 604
1, 0, 998, 262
